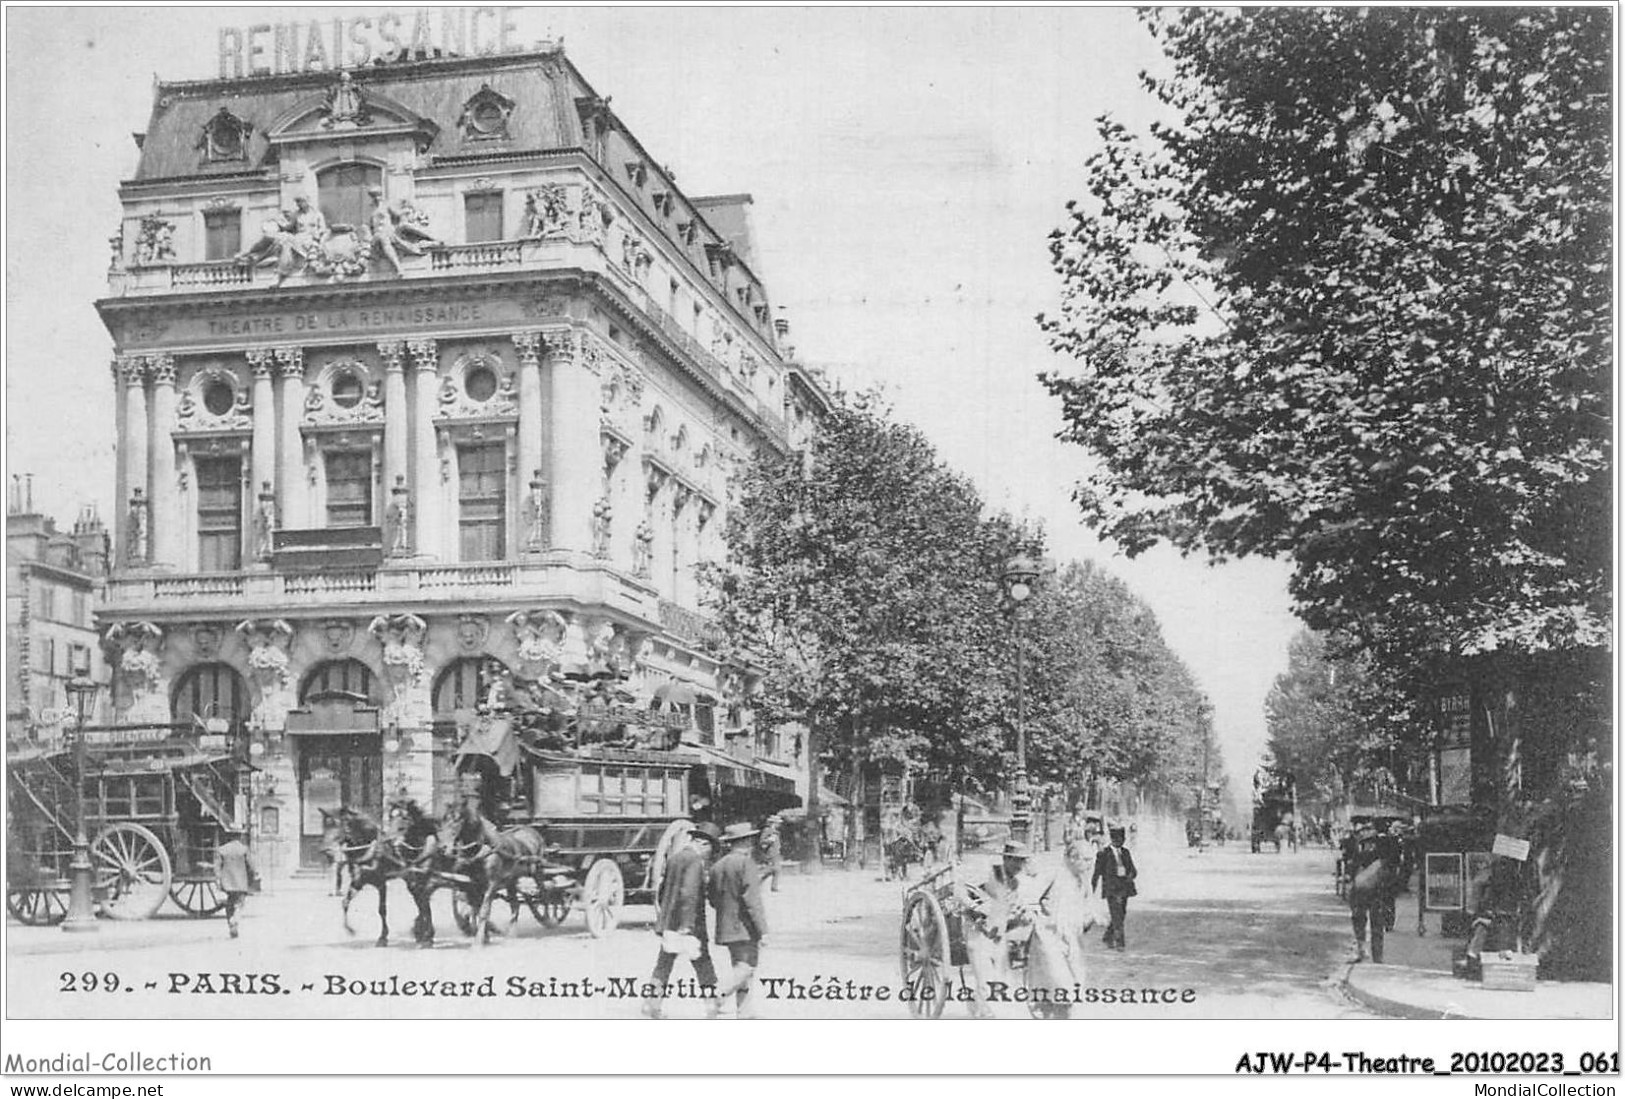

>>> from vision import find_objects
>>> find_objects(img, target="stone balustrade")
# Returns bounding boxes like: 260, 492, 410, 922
169, 261, 258, 288
428, 241, 527, 272
104, 557, 666, 624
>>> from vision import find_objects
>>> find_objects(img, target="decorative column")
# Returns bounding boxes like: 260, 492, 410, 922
276, 347, 307, 530
380, 341, 409, 529
512, 331, 545, 541
246, 350, 277, 522
146, 354, 178, 569
546, 330, 599, 555
121, 357, 149, 562
408, 339, 441, 560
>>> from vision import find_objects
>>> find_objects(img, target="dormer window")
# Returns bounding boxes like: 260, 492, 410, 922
197, 107, 252, 163
459, 84, 515, 142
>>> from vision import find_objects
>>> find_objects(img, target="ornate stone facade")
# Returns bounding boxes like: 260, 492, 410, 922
96, 43, 824, 881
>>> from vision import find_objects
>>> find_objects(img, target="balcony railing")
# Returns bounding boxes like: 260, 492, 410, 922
169, 261, 257, 289
418, 563, 514, 589
282, 569, 376, 596
429, 241, 526, 272
104, 557, 658, 614
153, 574, 245, 600
658, 599, 723, 650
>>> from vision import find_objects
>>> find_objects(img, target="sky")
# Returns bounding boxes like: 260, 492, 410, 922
3, 5, 1304, 789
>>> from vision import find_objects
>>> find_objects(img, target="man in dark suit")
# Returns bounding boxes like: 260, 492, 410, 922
1091, 824, 1138, 951
643, 822, 722, 1019
1348, 823, 1400, 962
709, 821, 770, 1018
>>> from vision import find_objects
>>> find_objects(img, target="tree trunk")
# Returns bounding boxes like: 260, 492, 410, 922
803, 718, 822, 875
846, 721, 864, 869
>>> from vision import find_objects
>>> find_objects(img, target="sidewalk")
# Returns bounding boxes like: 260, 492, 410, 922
1336, 902, 1612, 1020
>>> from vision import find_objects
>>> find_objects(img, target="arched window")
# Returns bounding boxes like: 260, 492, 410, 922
432, 656, 508, 718
317, 162, 383, 233
299, 659, 379, 705
171, 663, 249, 726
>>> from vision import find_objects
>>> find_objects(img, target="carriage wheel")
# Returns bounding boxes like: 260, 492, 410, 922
92, 822, 172, 920
525, 885, 571, 927
169, 879, 227, 918
450, 888, 477, 936
7, 886, 69, 926
583, 859, 624, 938
899, 890, 951, 1019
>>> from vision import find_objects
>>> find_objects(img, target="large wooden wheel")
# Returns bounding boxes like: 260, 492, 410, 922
900, 889, 952, 1018
583, 858, 624, 938
169, 879, 227, 918
92, 822, 171, 920
7, 885, 69, 926
524, 880, 571, 927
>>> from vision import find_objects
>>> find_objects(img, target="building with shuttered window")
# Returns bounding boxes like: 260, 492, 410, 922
95, 40, 827, 877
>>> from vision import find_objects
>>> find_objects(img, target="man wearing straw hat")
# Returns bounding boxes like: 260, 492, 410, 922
709, 821, 770, 1018
958, 839, 1039, 1018
642, 821, 723, 1019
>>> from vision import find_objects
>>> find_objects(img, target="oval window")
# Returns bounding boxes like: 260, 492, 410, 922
210, 119, 243, 158
473, 101, 505, 134
202, 380, 235, 416
465, 366, 498, 402
332, 371, 363, 408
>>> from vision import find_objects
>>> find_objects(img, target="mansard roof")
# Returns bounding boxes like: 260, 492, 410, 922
131, 49, 584, 181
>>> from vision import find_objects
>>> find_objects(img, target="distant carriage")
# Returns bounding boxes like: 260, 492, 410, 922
7, 724, 247, 924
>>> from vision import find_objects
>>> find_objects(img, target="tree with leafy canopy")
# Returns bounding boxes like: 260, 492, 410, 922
1038, 8, 1610, 667
704, 393, 1039, 850
1023, 560, 1214, 803
1265, 629, 1424, 810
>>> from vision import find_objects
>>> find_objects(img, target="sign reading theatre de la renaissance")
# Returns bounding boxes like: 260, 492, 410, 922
218, 7, 529, 79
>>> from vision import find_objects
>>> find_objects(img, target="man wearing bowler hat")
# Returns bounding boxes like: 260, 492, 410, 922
643, 821, 723, 1018
709, 821, 770, 1018
214, 824, 257, 940
1092, 824, 1138, 951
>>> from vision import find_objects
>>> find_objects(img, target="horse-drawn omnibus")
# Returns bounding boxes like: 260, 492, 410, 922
7, 722, 247, 924
438, 677, 801, 940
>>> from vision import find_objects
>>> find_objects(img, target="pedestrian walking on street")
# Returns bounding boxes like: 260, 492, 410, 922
754, 814, 783, 893
643, 821, 723, 1019
709, 821, 769, 1018
1347, 824, 1401, 962
1091, 824, 1138, 951
215, 825, 258, 939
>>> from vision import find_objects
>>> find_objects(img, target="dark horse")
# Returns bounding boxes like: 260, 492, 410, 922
334, 800, 440, 947
885, 832, 923, 882
440, 797, 547, 945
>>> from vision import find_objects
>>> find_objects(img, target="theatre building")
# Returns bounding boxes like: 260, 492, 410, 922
95, 41, 826, 878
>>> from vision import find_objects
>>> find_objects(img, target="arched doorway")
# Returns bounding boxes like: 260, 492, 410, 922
289, 658, 383, 869
171, 662, 250, 728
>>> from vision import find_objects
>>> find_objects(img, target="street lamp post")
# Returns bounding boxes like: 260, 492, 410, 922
1001, 555, 1041, 847
61, 676, 101, 933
